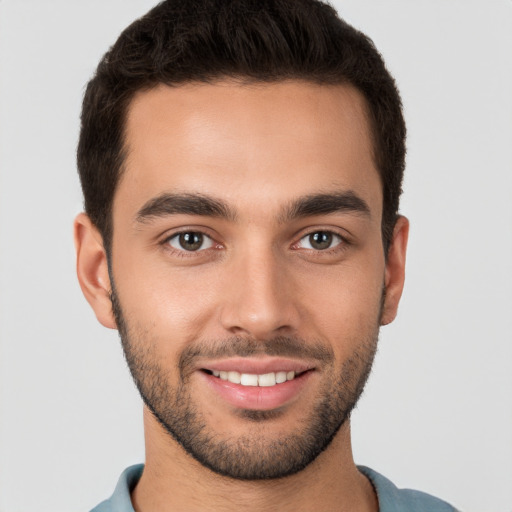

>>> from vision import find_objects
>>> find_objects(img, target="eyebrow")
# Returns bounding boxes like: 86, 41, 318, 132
135, 190, 370, 224
136, 193, 237, 223
280, 191, 371, 222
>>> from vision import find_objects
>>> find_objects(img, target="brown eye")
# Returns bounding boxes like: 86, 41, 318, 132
298, 231, 342, 251
168, 232, 213, 252
309, 232, 332, 250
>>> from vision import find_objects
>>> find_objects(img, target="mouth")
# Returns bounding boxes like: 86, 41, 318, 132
197, 358, 315, 411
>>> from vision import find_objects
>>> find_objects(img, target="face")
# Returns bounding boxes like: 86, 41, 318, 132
76, 80, 408, 480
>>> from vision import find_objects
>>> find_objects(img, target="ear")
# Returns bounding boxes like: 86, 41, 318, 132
380, 215, 409, 326
74, 213, 117, 329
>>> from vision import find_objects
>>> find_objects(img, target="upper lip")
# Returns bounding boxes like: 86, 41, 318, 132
198, 357, 316, 375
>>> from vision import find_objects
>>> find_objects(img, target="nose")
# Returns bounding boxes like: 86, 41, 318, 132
219, 247, 301, 339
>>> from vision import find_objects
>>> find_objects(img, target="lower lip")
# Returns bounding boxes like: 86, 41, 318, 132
200, 371, 313, 411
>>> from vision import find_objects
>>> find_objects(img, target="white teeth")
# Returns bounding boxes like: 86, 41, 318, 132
227, 371, 241, 384
258, 373, 276, 387
240, 373, 259, 386
210, 370, 298, 386
275, 371, 287, 384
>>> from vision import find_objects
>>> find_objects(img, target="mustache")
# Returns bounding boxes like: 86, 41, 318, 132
178, 336, 334, 373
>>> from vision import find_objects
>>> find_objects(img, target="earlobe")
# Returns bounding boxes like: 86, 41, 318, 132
380, 216, 409, 326
74, 213, 117, 329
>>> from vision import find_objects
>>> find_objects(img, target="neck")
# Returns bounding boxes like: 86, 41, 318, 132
131, 407, 377, 512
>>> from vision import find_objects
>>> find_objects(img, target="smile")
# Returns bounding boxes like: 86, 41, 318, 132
206, 369, 298, 387
197, 357, 316, 410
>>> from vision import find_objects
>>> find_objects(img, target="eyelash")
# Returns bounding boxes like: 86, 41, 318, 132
161, 228, 350, 259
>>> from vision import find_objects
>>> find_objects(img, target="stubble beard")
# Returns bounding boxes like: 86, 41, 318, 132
110, 284, 380, 481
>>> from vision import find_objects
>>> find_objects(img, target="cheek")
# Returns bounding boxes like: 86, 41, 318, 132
297, 260, 384, 350
114, 256, 223, 346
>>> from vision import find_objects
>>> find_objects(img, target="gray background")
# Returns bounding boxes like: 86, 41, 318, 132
0, 1, 511, 511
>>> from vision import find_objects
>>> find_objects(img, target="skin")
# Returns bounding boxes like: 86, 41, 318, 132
75, 80, 408, 512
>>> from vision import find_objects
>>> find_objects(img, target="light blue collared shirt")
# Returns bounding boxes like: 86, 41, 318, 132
91, 464, 458, 511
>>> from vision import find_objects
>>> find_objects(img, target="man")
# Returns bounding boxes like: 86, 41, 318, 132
74, 1, 458, 510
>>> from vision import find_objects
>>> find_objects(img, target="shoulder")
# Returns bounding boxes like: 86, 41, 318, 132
358, 466, 459, 512
90, 464, 144, 512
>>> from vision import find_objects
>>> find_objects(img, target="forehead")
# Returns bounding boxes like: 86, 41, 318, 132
117, 80, 381, 220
